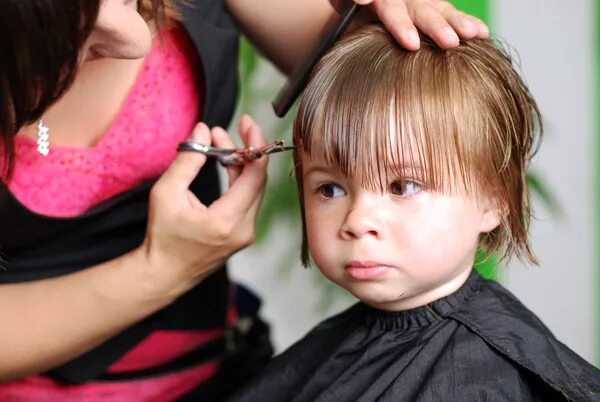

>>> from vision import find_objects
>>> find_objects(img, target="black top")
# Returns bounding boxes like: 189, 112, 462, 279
230, 271, 600, 402
0, 0, 240, 384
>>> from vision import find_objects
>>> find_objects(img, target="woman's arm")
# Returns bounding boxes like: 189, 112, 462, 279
0, 117, 268, 382
226, 0, 489, 74
0, 249, 173, 382
226, 0, 335, 74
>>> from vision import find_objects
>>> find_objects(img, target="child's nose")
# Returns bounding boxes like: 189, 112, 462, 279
340, 196, 383, 240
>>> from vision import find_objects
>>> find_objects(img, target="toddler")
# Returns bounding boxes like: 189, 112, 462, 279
232, 24, 600, 401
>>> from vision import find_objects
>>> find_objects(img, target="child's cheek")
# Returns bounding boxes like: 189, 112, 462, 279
305, 206, 327, 249
404, 197, 481, 266
304, 201, 338, 270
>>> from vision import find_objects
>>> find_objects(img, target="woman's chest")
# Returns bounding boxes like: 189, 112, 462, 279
11, 26, 202, 217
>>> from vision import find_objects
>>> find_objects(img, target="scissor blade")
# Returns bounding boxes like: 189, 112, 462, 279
263, 146, 296, 155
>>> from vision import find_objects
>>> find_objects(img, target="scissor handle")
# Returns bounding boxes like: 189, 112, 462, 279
177, 141, 237, 156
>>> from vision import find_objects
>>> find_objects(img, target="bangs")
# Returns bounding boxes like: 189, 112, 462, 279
295, 28, 503, 198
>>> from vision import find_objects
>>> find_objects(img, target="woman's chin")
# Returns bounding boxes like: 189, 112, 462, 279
84, 40, 151, 61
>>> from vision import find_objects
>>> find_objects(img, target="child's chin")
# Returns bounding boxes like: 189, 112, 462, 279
348, 287, 406, 309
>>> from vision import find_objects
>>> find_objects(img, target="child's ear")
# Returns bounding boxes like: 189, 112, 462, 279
478, 196, 503, 233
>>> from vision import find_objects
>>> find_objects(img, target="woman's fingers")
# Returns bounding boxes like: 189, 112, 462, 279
404, 1, 460, 48
144, 117, 271, 289
367, 0, 421, 50
443, 11, 479, 39
238, 114, 267, 151
210, 115, 268, 222
431, 2, 489, 40
238, 116, 269, 211
354, 0, 490, 49
158, 122, 211, 194
211, 126, 242, 186
460, 15, 489, 39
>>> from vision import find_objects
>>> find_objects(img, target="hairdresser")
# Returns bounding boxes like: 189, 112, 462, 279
0, 0, 488, 399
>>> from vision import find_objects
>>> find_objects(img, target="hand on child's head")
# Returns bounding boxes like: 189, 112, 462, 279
349, 0, 489, 50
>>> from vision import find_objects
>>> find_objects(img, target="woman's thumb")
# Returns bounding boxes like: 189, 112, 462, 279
160, 122, 211, 190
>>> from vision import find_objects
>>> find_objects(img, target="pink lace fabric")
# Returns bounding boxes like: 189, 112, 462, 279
0, 26, 231, 401
10, 26, 199, 217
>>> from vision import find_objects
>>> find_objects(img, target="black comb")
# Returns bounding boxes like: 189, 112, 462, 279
272, 1, 362, 117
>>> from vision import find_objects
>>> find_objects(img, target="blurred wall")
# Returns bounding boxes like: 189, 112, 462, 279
496, 0, 597, 365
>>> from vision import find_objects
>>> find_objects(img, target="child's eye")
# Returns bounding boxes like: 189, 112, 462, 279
316, 183, 346, 199
390, 180, 422, 197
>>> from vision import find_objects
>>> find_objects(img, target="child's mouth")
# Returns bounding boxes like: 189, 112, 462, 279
345, 261, 392, 280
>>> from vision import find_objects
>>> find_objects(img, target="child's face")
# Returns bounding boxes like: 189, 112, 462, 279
301, 149, 500, 312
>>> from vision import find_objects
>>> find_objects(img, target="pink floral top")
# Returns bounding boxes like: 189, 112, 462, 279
10, 26, 199, 217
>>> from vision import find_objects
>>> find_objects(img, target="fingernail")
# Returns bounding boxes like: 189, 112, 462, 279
354, 0, 371, 5
444, 27, 459, 44
481, 24, 490, 36
407, 28, 419, 47
243, 114, 254, 125
239, 116, 252, 133
193, 122, 208, 140
462, 19, 475, 32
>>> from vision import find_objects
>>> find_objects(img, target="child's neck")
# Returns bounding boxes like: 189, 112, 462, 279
365, 266, 473, 312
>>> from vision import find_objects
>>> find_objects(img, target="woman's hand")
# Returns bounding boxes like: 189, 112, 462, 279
139, 115, 267, 297
0, 116, 267, 380
228, 0, 488, 73
333, 0, 489, 50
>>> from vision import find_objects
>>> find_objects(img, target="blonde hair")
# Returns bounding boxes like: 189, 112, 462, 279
293, 24, 542, 266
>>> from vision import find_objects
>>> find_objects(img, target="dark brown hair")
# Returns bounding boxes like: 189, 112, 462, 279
294, 24, 542, 266
0, 0, 173, 180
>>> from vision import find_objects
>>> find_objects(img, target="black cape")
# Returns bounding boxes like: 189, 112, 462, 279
230, 271, 600, 401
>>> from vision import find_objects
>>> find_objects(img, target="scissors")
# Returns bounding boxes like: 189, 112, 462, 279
177, 1, 359, 163
177, 139, 295, 165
